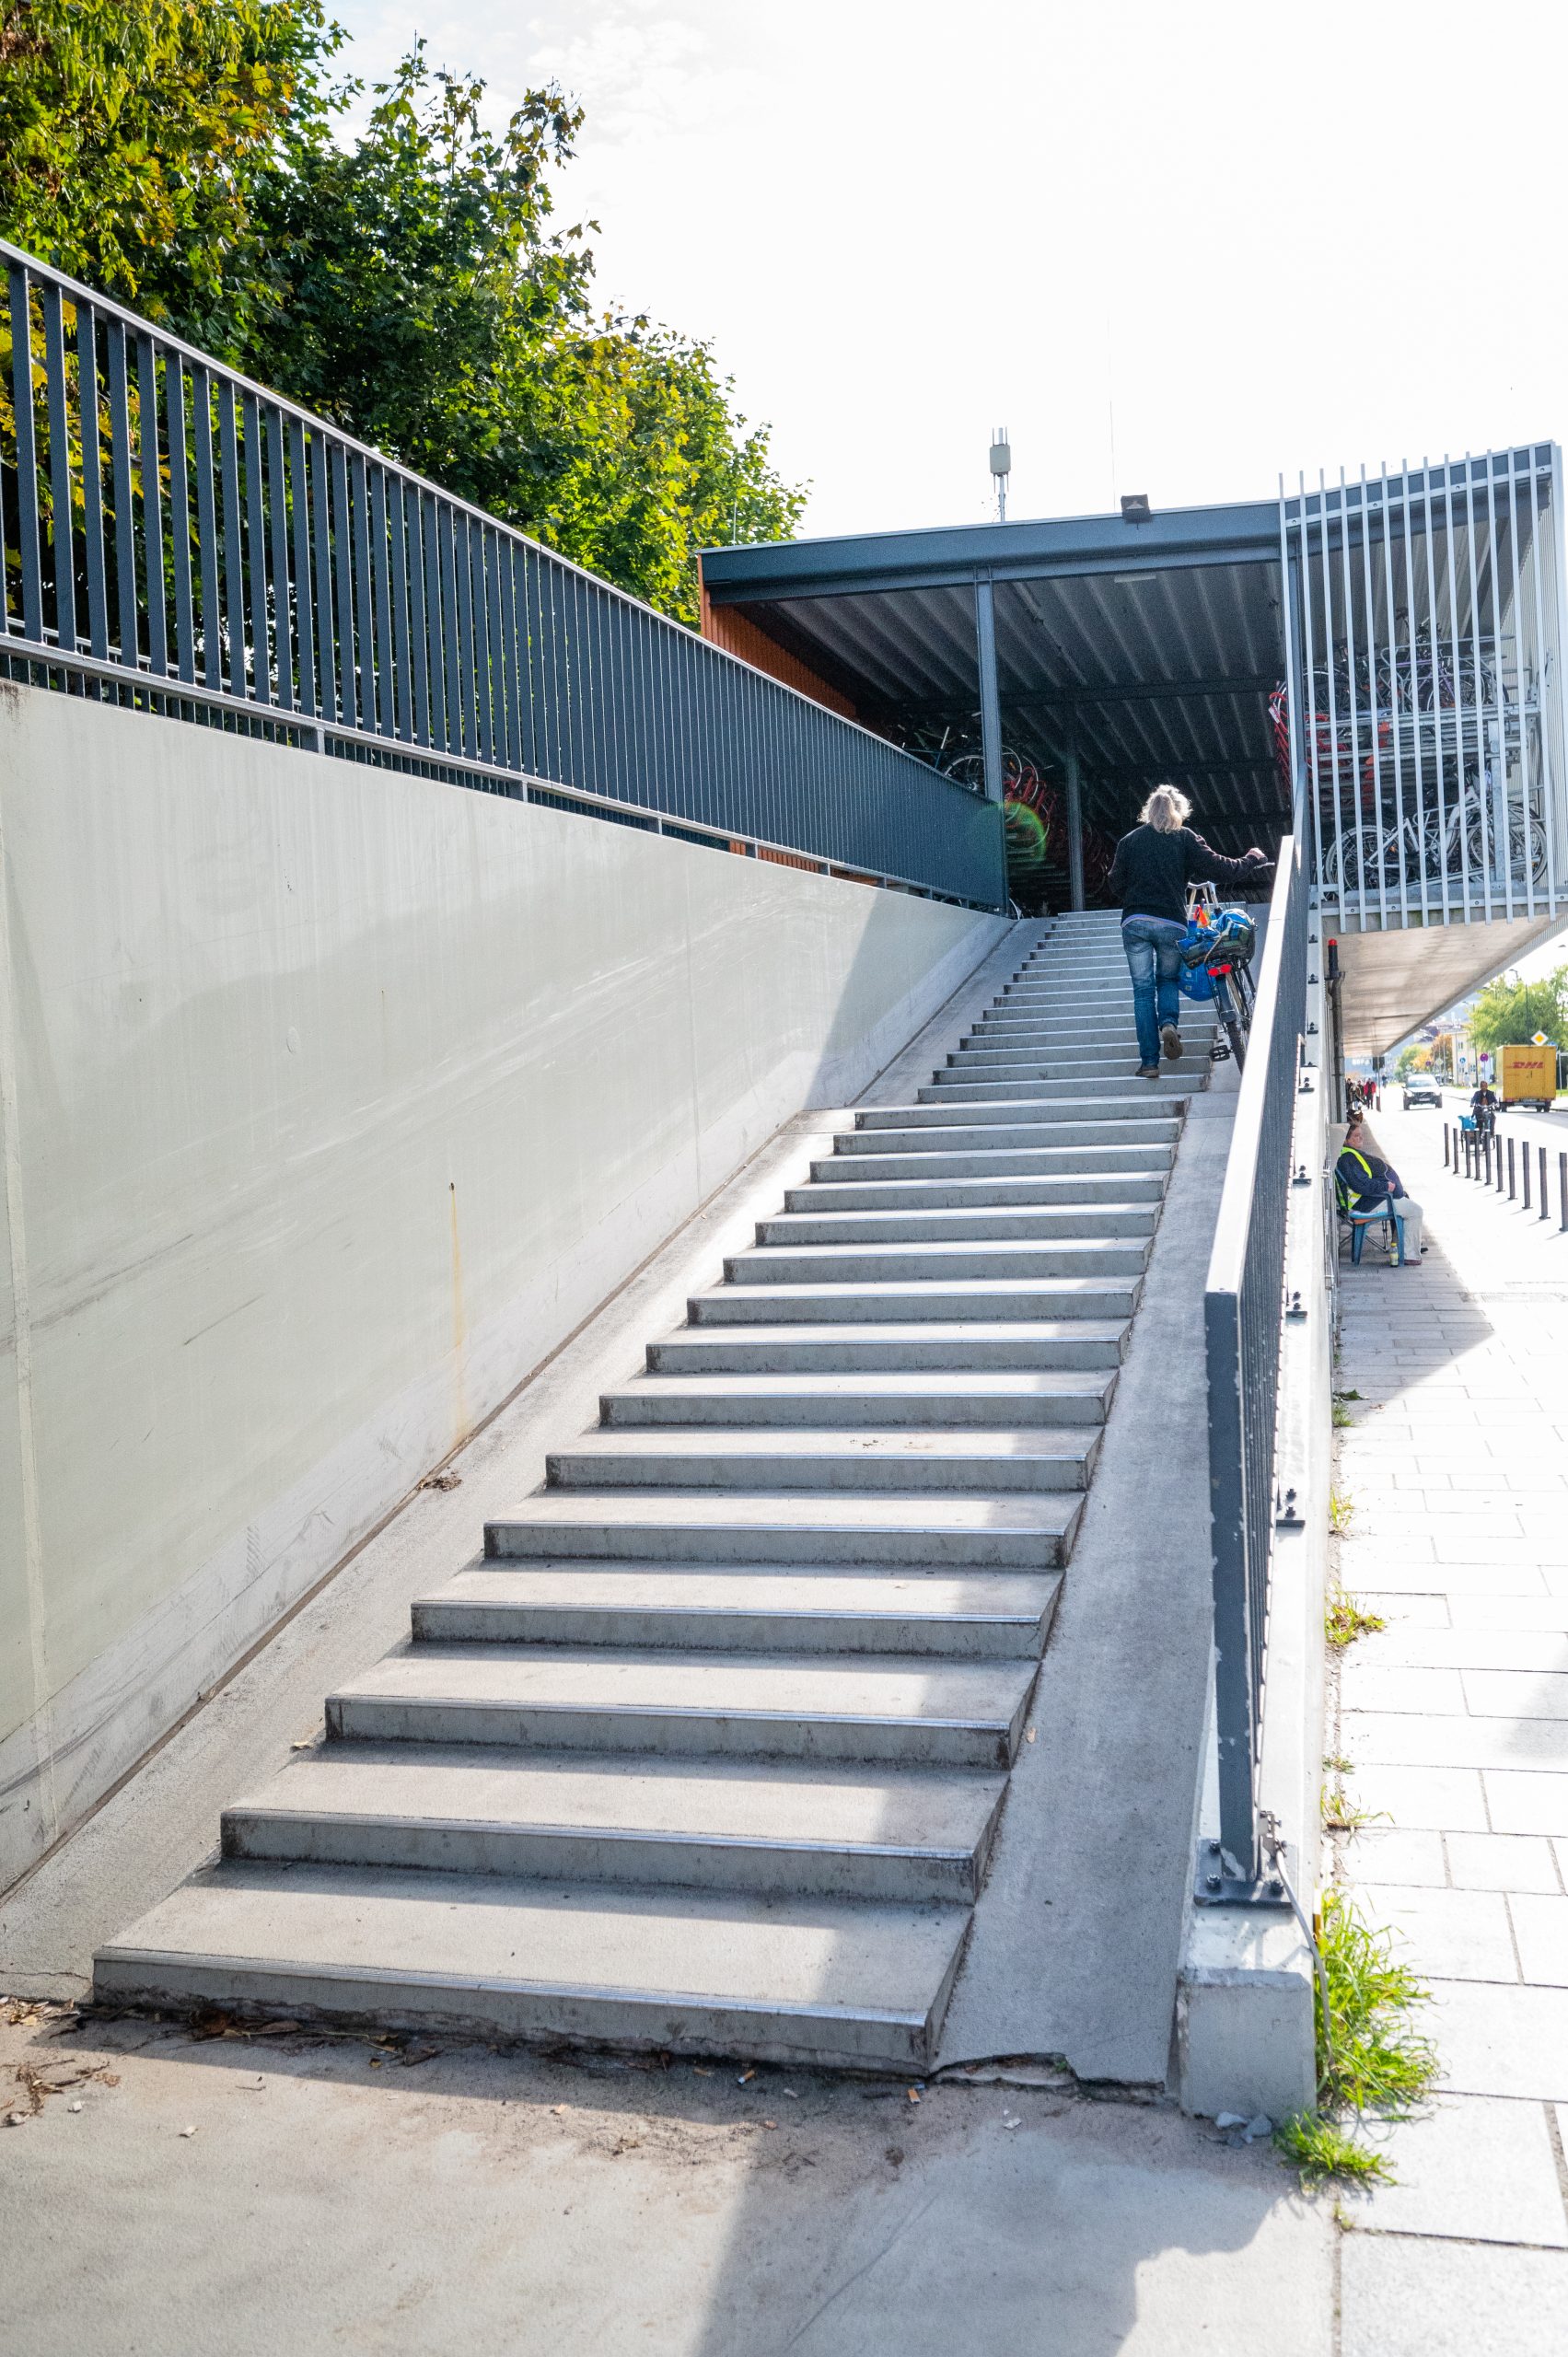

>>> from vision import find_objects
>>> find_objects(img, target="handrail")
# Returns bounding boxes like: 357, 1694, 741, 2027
0, 239, 1005, 910
1202, 833, 1308, 1889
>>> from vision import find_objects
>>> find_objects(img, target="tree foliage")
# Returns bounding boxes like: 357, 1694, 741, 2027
1469, 967, 1568, 1052
0, 5, 804, 621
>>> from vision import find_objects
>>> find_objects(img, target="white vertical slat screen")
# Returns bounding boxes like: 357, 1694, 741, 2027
1281, 448, 1567, 929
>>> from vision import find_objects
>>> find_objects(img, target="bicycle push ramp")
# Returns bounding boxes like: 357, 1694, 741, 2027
96, 912, 1214, 2072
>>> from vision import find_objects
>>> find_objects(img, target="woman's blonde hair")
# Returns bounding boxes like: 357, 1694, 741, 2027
1140, 784, 1191, 833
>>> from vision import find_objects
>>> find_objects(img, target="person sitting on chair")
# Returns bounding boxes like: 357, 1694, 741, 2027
1337, 1116, 1425, 1264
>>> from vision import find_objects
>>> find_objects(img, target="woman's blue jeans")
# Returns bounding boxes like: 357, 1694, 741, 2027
1121, 914, 1186, 1066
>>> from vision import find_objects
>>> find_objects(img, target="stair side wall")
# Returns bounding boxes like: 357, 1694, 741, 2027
0, 686, 1005, 1892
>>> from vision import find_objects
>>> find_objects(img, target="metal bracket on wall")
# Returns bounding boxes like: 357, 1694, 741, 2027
1193, 1836, 1294, 1909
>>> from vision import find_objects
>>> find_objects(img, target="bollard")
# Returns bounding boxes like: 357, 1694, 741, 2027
1483, 1135, 1493, 1187
1508, 1136, 1516, 1198
1444, 1123, 1451, 1169
1561, 1151, 1567, 1231
1500, 1138, 1508, 1195
1541, 1145, 1551, 1221
1524, 1144, 1531, 1209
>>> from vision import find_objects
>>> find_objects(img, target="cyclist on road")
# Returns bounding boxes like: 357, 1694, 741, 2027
1470, 1081, 1498, 1138
1108, 785, 1272, 1079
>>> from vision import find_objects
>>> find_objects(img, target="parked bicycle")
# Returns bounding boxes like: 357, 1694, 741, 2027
1323, 767, 1548, 898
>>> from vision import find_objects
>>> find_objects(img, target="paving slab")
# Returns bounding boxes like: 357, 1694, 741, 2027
1484, 1770, 1568, 1834
1344, 2095, 1568, 2245
1510, 1894, 1568, 1985
1355, 1884, 1518, 1980
1445, 1831, 1563, 1892
1340, 2233, 1568, 2355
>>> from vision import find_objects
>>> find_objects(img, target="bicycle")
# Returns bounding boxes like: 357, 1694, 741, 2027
1323, 767, 1548, 898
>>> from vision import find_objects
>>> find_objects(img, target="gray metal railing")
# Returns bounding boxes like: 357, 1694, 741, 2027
0, 241, 1005, 909
1202, 831, 1308, 1892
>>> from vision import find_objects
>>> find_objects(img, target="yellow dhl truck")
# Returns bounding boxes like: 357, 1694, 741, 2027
1498, 1042, 1557, 1111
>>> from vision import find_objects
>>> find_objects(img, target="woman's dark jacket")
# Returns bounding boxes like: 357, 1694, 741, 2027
1108, 825, 1269, 926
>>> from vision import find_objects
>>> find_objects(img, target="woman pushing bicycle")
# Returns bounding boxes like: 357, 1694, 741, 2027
1107, 787, 1273, 1079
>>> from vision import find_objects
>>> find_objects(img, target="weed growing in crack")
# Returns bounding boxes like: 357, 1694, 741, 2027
1326, 1591, 1386, 1649
1275, 1886, 1438, 2187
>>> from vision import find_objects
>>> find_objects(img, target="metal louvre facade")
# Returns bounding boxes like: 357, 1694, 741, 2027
1281, 448, 1568, 931
0, 241, 1005, 910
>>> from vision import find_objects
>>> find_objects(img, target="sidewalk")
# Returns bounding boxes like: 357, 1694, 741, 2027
1332, 1104, 1568, 2351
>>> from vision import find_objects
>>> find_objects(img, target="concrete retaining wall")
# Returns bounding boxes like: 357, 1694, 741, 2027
0, 686, 1005, 1889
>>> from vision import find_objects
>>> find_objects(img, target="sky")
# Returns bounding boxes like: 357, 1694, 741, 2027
327, 0, 1568, 543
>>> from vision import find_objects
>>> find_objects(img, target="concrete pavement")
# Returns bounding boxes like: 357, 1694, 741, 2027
1331, 1102, 1568, 2350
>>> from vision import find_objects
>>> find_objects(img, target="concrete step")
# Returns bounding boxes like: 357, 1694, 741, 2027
814, 1144, 1174, 1181
940, 1059, 1208, 1085
850, 1104, 1183, 1137
647, 1320, 1131, 1375
917, 1078, 1193, 1106
327, 1644, 1043, 1766
725, 1240, 1148, 1285
758, 1204, 1157, 1244
219, 1746, 1009, 1903
484, 1490, 1086, 1569
602, 1369, 1118, 1425
412, 1564, 1064, 1655
688, 1277, 1142, 1325
94, 1862, 971, 2070
786, 1174, 1167, 1209
544, 1425, 1103, 1492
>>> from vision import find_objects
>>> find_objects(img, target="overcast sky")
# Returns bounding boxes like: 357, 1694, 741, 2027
330, 0, 1566, 543
329, 1, 1568, 983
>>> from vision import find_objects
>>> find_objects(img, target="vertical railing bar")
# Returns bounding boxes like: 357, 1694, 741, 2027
455, 515, 478, 760
217, 380, 245, 698
1504, 446, 1526, 923
1527, 450, 1558, 916
1463, 453, 1493, 922
367, 464, 394, 737
106, 318, 138, 668
1318, 473, 1348, 917
289, 419, 316, 720
1337, 468, 1367, 922
471, 521, 494, 766
486, 530, 508, 772
77, 302, 110, 660
389, 477, 412, 742
424, 495, 447, 752
137, 337, 168, 680
1444, 458, 1473, 918
1380, 460, 1409, 924
167, 357, 196, 686
330, 441, 355, 728
1358, 467, 1387, 929
241, 389, 268, 702
192, 366, 220, 690
408, 490, 433, 748
310, 432, 335, 726
267, 408, 294, 713
1298, 473, 1325, 906
1401, 461, 1431, 927
351, 451, 375, 731
41, 280, 75, 652
8, 264, 45, 645
1420, 458, 1450, 923
439, 505, 461, 756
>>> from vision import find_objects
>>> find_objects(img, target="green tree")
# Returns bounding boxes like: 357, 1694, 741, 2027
1469, 966, 1568, 1053
0, 0, 343, 356
0, 13, 804, 622
252, 48, 802, 622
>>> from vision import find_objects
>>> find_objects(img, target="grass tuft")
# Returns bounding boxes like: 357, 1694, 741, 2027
1322, 1787, 1380, 1833
1326, 1591, 1386, 1649
1274, 2113, 1393, 2188
1274, 1886, 1438, 2188
1329, 1489, 1356, 1535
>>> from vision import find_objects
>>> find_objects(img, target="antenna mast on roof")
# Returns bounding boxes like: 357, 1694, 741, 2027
990, 427, 1011, 523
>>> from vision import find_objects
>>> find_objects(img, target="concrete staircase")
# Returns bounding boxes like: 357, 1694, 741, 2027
96, 913, 1211, 2071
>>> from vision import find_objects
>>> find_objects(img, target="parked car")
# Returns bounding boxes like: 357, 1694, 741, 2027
1402, 1079, 1442, 1109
